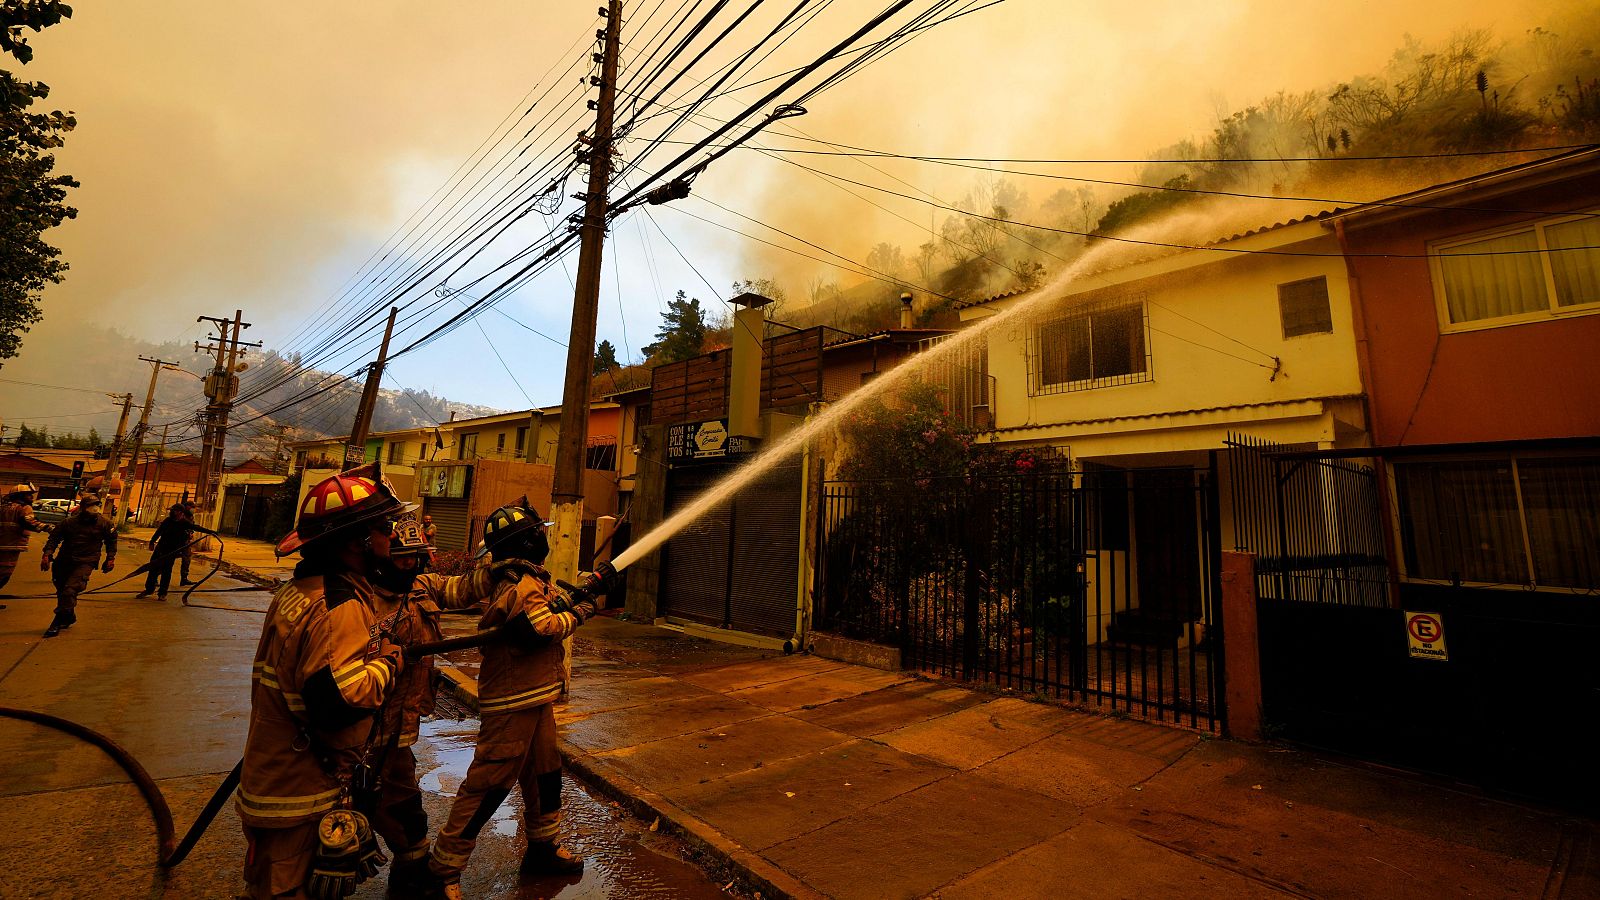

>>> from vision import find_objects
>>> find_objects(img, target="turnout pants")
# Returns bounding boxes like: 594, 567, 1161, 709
144, 546, 179, 596
51, 559, 94, 618
0, 550, 19, 591
242, 821, 319, 899
181, 543, 193, 582
371, 743, 431, 866
429, 702, 563, 879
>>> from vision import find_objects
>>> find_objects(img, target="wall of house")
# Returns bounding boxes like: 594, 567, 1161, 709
975, 236, 1363, 460
1342, 174, 1600, 447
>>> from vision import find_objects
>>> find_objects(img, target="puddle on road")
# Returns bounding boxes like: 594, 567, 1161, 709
415, 717, 740, 900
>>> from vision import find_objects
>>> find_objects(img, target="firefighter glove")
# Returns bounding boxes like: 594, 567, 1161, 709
308, 809, 373, 899
353, 805, 387, 881
374, 637, 405, 678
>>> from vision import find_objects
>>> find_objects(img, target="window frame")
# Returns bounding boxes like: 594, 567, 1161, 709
1277, 275, 1334, 339
1388, 450, 1599, 594
1428, 209, 1600, 334
458, 432, 478, 460
1028, 297, 1152, 396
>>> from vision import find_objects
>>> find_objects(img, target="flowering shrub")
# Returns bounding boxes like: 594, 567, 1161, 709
430, 549, 480, 577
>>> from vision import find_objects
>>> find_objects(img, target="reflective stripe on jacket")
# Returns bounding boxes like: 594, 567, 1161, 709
237, 571, 398, 828
384, 566, 500, 747
476, 568, 583, 716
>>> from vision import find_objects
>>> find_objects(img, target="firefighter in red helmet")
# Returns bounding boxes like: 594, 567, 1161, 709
238, 465, 541, 899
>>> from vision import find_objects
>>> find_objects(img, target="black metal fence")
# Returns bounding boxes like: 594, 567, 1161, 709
817, 465, 1222, 731
1226, 433, 1389, 606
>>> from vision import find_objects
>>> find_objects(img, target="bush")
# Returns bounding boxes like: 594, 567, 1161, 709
430, 549, 479, 577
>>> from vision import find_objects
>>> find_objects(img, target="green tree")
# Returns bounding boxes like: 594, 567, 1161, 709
0, 1, 77, 361
592, 338, 619, 375
85, 424, 99, 448
642, 290, 707, 364
17, 422, 47, 447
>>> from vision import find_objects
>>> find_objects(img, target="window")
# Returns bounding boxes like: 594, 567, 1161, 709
1278, 276, 1333, 337
1031, 301, 1149, 394
515, 426, 528, 456
387, 442, 405, 465
496, 433, 506, 452
586, 440, 618, 471
458, 433, 478, 460
1432, 212, 1600, 328
1394, 454, 1599, 591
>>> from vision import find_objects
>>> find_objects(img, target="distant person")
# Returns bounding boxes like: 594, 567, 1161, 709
422, 514, 437, 562
138, 504, 194, 601
40, 495, 117, 637
0, 482, 51, 607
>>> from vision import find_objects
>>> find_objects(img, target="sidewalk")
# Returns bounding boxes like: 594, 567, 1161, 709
439, 616, 1596, 900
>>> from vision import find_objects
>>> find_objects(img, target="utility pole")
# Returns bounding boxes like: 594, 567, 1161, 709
548, 0, 621, 584
119, 355, 181, 526
194, 310, 261, 514
267, 423, 291, 475
97, 393, 135, 512
348, 306, 398, 464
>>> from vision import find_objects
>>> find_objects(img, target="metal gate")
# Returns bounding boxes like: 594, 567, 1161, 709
817, 464, 1222, 730
659, 462, 802, 637
422, 496, 471, 551
1227, 435, 1600, 807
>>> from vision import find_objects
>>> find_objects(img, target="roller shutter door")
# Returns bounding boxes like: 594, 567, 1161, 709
658, 461, 801, 638
728, 462, 803, 636
659, 467, 732, 627
422, 496, 471, 551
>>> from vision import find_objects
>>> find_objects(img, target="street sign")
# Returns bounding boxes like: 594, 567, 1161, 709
1405, 611, 1448, 661
666, 419, 755, 464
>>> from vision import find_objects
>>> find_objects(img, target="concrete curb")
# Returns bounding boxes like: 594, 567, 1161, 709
434, 666, 823, 900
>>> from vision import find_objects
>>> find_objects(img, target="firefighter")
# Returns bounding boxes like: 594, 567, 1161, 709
0, 482, 51, 607
239, 467, 532, 900
138, 503, 194, 600
424, 500, 616, 898
364, 515, 516, 895
40, 494, 116, 637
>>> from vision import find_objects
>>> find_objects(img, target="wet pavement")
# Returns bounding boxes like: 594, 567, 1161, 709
414, 716, 742, 900
0, 547, 737, 899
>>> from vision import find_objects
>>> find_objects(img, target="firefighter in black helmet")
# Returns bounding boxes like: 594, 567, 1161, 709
425, 498, 616, 897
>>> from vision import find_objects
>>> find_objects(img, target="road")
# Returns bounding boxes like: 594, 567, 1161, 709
0, 544, 732, 899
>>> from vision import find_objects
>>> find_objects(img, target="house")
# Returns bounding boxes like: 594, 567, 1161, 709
288, 402, 624, 555
1242, 147, 1600, 802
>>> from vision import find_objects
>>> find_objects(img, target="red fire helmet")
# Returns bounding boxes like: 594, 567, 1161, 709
275, 463, 416, 558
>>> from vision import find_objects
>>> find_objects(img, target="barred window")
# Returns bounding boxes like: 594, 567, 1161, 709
1278, 276, 1333, 337
1031, 301, 1149, 395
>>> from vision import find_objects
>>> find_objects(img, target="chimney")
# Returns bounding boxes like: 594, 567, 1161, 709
728, 292, 772, 439
899, 292, 914, 328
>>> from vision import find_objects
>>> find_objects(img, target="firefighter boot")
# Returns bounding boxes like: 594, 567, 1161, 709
43, 616, 63, 637
519, 841, 584, 876
386, 857, 431, 897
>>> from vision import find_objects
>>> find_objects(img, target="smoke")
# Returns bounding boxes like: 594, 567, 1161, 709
726, 0, 1600, 306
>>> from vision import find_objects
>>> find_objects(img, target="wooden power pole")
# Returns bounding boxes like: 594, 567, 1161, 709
348, 305, 398, 464
96, 392, 135, 510
118, 355, 181, 525
194, 310, 261, 513
548, 0, 622, 584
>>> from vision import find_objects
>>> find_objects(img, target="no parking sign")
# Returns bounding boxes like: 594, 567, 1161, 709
1405, 611, 1448, 661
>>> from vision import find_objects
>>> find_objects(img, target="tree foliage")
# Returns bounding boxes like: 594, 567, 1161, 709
592, 338, 619, 375
0, 1, 76, 361
641, 290, 707, 364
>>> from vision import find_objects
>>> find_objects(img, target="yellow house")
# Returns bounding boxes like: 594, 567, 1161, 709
955, 212, 1370, 650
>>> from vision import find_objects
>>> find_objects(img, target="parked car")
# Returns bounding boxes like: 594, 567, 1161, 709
32, 498, 73, 524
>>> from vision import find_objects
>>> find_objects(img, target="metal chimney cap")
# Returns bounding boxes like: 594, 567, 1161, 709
730, 292, 775, 308
899, 292, 913, 304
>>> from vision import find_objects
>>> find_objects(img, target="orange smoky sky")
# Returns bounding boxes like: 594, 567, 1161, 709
4, 0, 1594, 415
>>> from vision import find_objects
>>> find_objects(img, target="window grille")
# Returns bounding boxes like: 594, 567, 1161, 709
1278, 276, 1333, 337
1027, 296, 1150, 395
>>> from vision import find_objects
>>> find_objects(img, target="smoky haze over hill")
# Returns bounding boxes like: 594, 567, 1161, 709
0, 317, 501, 460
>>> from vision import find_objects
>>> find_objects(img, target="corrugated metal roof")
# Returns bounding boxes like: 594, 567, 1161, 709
980, 395, 1360, 436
